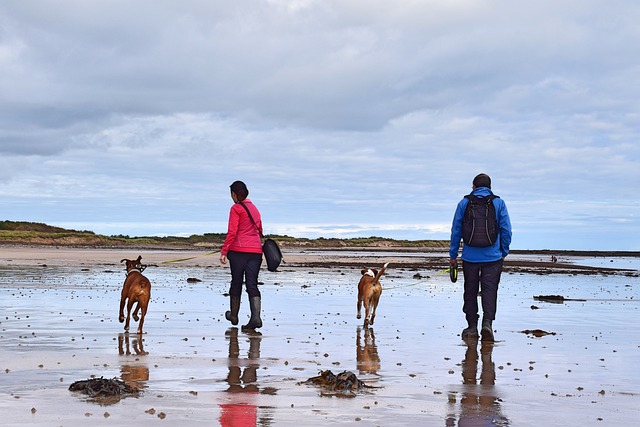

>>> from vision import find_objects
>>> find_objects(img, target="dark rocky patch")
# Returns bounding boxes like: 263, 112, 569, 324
521, 329, 557, 337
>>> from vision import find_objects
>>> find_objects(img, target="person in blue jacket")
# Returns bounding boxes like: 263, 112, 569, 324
449, 173, 512, 341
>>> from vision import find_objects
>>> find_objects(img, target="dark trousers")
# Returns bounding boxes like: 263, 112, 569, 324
227, 251, 262, 299
462, 259, 503, 323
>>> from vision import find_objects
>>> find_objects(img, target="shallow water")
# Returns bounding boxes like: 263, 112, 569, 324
0, 261, 639, 426
571, 256, 640, 270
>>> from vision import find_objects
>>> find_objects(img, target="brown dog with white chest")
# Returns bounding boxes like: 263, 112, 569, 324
119, 255, 151, 334
357, 262, 389, 327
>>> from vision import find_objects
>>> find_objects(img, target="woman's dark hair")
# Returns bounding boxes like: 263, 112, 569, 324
230, 180, 249, 201
473, 173, 491, 189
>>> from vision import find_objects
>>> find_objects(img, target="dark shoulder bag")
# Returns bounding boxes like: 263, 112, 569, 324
239, 202, 284, 272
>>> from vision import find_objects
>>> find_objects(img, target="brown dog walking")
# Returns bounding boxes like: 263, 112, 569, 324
119, 256, 151, 334
356, 262, 389, 327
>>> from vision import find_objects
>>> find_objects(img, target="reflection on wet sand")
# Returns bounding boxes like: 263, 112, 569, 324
356, 326, 381, 375
224, 328, 260, 394
447, 339, 509, 426
220, 329, 275, 427
117, 333, 149, 391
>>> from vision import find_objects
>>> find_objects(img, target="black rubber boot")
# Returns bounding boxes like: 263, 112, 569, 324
481, 318, 494, 342
462, 323, 479, 340
462, 315, 479, 339
242, 296, 262, 330
225, 296, 241, 326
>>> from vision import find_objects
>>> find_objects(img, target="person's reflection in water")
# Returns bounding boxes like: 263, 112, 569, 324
356, 326, 381, 376
447, 338, 509, 426
219, 328, 261, 427
118, 333, 149, 390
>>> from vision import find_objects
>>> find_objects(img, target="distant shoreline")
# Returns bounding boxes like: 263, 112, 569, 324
0, 245, 638, 277
1, 242, 639, 258
2, 220, 639, 256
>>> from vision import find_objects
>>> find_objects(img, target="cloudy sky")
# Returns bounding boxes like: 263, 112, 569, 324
1, 1, 639, 251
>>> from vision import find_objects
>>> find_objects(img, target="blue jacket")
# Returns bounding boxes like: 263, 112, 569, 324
449, 187, 512, 263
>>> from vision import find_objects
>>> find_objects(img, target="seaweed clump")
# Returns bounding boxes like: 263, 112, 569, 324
69, 377, 139, 403
301, 370, 375, 398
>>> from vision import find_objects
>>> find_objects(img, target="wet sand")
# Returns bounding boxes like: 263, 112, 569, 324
0, 246, 639, 426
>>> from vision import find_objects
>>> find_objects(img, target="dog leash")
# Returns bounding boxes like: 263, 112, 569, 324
383, 266, 455, 290
158, 250, 220, 264
383, 279, 429, 291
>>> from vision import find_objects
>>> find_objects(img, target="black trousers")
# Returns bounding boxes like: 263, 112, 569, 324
462, 259, 503, 323
227, 251, 262, 299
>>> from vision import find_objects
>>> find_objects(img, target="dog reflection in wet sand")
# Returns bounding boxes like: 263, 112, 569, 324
357, 262, 389, 327
356, 326, 381, 375
118, 333, 149, 391
119, 256, 151, 334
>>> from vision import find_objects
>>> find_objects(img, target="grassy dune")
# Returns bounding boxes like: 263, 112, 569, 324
0, 220, 448, 249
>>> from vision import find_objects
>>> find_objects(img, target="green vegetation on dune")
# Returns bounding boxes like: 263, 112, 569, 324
0, 220, 95, 234
0, 220, 447, 249
279, 235, 449, 248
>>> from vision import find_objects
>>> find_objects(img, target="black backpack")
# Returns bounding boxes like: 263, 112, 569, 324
462, 194, 500, 247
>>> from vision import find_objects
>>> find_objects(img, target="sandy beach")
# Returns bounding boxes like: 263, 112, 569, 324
1, 246, 639, 426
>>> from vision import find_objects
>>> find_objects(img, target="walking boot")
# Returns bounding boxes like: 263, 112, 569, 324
242, 296, 262, 330
481, 318, 494, 342
462, 322, 479, 340
461, 314, 479, 340
225, 296, 241, 326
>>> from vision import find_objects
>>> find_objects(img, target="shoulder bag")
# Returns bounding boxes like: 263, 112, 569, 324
239, 202, 284, 272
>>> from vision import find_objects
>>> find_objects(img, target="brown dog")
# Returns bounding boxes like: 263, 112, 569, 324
356, 262, 389, 327
119, 256, 151, 334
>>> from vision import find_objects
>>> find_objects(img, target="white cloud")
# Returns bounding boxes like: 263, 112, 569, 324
0, 1, 639, 249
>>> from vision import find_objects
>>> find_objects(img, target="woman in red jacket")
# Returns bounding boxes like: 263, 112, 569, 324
220, 181, 263, 330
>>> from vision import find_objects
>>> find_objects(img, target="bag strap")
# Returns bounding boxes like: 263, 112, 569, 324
238, 202, 264, 238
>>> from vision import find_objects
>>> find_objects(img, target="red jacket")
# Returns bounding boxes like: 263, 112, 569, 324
221, 199, 263, 256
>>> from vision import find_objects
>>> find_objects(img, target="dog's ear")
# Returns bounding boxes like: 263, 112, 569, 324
121, 259, 127, 263
361, 269, 368, 275
136, 255, 142, 262
371, 269, 378, 276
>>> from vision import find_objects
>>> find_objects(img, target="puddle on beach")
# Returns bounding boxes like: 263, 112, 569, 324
0, 259, 639, 426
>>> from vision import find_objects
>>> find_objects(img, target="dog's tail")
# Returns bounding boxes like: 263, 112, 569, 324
372, 262, 389, 286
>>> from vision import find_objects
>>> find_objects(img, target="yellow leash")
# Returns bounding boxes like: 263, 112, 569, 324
383, 266, 454, 290
383, 279, 429, 291
158, 250, 220, 264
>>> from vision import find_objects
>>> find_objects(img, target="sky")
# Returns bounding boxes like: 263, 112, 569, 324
1, 0, 639, 251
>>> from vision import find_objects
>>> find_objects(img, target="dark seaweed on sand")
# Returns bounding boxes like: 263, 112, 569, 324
520, 329, 557, 337
533, 295, 586, 302
69, 377, 139, 398
301, 370, 376, 397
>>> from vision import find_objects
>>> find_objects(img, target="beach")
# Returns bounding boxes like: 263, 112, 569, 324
0, 246, 639, 426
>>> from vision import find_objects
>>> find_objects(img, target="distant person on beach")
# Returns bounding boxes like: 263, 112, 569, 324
220, 180, 263, 330
449, 173, 512, 341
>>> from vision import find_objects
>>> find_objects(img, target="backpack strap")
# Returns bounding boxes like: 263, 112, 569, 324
465, 194, 499, 202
